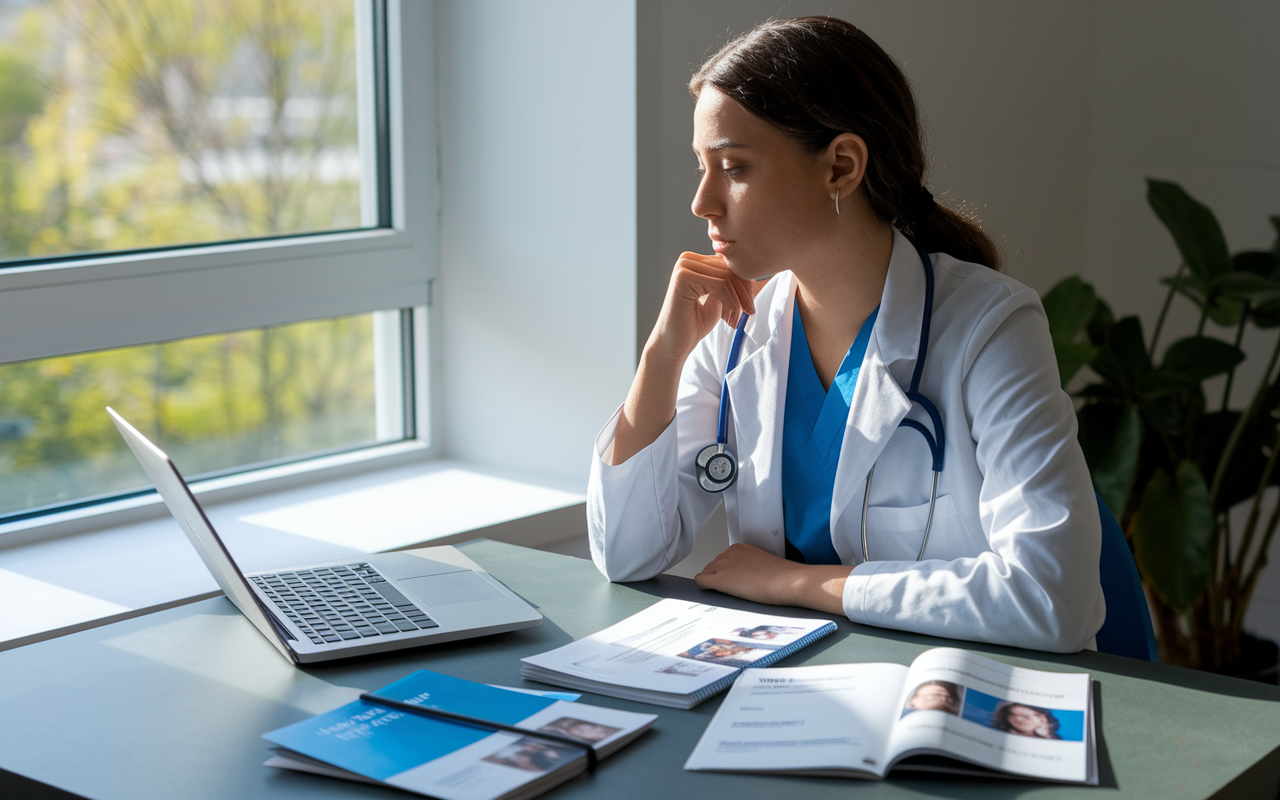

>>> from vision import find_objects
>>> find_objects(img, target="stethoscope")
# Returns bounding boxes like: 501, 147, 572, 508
695, 243, 945, 563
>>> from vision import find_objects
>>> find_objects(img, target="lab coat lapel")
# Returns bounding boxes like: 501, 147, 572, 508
830, 231, 927, 561
726, 274, 796, 559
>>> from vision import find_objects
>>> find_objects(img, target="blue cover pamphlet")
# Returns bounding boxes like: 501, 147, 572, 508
263, 670, 657, 800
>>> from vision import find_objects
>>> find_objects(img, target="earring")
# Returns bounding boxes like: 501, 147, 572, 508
835, 189, 841, 216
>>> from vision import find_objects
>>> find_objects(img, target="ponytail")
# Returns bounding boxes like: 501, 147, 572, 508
690, 16, 1002, 271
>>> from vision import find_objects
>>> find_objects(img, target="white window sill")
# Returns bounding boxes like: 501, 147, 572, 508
0, 457, 586, 650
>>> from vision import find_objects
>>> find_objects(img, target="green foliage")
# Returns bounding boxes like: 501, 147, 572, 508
1041, 276, 1097, 386
1043, 178, 1280, 669
0, 1, 381, 517
1132, 461, 1214, 613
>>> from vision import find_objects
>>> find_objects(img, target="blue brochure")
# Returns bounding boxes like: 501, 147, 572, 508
263, 670, 656, 800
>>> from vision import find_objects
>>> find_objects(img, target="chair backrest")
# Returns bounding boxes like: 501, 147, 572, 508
1094, 492, 1158, 662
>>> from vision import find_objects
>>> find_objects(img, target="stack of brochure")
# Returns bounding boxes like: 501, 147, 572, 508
263, 670, 657, 800
685, 647, 1097, 785
520, 599, 838, 709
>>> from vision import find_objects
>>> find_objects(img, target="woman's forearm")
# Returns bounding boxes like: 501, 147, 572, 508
608, 345, 686, 466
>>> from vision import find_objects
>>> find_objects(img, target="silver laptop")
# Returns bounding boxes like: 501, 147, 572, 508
107, 407, 542, 665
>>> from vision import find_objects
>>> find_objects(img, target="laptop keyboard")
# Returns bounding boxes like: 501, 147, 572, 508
250, 563, 438, 646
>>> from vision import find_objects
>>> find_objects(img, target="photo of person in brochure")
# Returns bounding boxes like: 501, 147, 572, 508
960, 688, 1085, 742
729, 625, 804, 641
677, 637, 781, 667
536, 717, 621, 745
482, 737, 582, 773
899, 680, 964, 717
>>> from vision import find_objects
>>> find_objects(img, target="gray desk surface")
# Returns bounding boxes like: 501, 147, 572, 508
2, 540, 1279, 800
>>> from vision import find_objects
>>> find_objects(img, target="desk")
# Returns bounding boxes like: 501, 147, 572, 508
2, 540, 1278, 799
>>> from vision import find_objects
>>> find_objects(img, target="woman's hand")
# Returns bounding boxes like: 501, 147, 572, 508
610, 253, 762, 466
694, 543, 849, 616
645, 252, 759, 366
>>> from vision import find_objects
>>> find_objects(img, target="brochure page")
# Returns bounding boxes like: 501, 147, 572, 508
887, 648, 1092, 783
684, 663, 910, 777
520, 599, 835, 696
264, 671, 656, 800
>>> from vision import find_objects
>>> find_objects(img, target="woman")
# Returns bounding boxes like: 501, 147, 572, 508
588, 17, 1104, 653
991, 702, 1062, 739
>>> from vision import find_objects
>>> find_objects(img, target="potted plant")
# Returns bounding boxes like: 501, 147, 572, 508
1043, 179, 1280, 677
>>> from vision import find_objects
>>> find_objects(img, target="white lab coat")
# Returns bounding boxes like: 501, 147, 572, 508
588, 229, 1106, 654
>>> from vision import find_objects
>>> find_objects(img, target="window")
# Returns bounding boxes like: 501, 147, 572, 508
0, 0, 438, 529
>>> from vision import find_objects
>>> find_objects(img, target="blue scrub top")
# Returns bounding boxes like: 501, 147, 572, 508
782, 301, 879, 565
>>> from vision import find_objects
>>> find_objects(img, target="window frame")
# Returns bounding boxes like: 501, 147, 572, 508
0, 0, 440, 540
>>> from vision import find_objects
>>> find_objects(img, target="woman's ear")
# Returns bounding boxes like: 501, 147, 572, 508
826, 133, 869, 201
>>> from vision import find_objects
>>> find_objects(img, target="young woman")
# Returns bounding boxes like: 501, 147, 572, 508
588, 17, 1104, 653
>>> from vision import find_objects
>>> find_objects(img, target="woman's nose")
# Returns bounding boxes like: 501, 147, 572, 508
691, 175, 722, 219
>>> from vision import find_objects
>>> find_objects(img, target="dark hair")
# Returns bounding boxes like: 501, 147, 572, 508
689, 16, 1001, 270
991, 702, 1061, 738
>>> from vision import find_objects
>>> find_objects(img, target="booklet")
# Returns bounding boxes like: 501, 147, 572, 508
685, 647, 1096, 785
519, 599, 838, 709
263, 670, 657, 800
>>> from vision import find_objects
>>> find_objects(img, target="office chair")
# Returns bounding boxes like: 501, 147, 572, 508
1094, 492, 1159, 662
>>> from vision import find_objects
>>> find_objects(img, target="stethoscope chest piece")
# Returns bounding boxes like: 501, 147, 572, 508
696, 443, 737, 493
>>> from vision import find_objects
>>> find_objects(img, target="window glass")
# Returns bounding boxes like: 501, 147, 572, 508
0, 313, 386, 518
0, 0, 365, 263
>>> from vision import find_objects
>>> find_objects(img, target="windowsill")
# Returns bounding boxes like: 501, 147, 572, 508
0, 457, 587, 651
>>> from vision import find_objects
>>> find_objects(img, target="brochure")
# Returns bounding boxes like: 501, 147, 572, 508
685, 647, 1096, 785
519, 599, 838, 709
263, 670, 657, 800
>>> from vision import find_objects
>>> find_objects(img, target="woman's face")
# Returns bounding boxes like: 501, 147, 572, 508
691, 87, 834, 281
1005, 705, 1050, 735
907, 684, 953, 711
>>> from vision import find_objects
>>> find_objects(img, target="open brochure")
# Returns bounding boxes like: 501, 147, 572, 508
263, 670, 657, 800
520, 599, 838, 709
685, 648, 1096, 785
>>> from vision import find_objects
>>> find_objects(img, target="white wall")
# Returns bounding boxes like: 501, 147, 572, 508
638, 1, 1280, 638
434, 0, 637, 491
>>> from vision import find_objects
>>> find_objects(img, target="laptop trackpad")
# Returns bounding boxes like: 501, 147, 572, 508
400, 572, 506, 607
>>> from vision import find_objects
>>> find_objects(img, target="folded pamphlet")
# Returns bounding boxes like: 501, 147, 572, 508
685, 647, 1096, 785
263, 670, 657, 800
519, 599, 838, 709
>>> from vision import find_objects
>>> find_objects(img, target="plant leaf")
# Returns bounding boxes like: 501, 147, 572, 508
1055, 342, 1097, 388
1146, 179, 1232, 283
1078, 402, 1142, 517
1132, 460, 1214, 613
1210, 269, 1280, 302
1160, 336, 1246, 382
1042, 276, 1097, 344
1251, 300, 1280, 329
1232, 251, 1278, 280
1137, 369, 1197, 399
1086, 298, 1115, 347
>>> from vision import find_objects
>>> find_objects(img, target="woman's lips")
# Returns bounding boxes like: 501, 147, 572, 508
711, 238, 733, 254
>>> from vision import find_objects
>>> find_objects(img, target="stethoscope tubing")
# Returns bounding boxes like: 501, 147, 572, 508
700, 242, 944, 563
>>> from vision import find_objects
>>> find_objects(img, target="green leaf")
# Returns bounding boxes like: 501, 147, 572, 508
1055, 341, 1097, 387
1232, 251, 1278, 280
1137, 369, 1196, 399
1160, 336, 1246, 382
1132, 461, 1214, 612
1210, 269, 1280, 302
1078, 403, 1142, 516
1251, 300, 1280, 329
1146, 179, 1232, 283
1042, 276, 1097, 344
1086, 298, 1115, 347
1111, 316, 1151, 375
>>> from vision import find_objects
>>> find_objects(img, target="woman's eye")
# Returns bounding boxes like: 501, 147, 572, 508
722, 165, 744, 177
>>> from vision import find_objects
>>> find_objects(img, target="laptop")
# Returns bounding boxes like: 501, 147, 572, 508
107, 407, 542, 664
